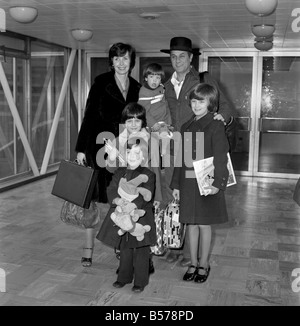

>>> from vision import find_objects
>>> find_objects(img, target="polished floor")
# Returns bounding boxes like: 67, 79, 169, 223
0, 175, 300, 306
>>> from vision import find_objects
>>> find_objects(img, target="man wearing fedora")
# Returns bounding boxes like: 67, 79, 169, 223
161, 36, 234, 266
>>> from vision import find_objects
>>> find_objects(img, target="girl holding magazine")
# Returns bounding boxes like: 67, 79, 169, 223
171, 83, 229, 283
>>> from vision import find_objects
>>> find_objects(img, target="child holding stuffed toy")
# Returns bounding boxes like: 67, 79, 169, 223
104, 102, 161, 274
97, 137, 156, 293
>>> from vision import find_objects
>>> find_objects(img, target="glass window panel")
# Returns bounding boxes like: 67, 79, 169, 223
259, 56, 300, 174
0, 32, 70, 186
0, 57, 15, 179
208, 57, 253, 172
261, 57, 300, 119
31, 54, 66, 167
91, 57, 109, 83
15, 58, 27, 174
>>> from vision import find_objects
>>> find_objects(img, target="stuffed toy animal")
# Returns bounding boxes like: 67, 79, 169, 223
111, 206, 150, 236
111, 205, 150, 241
110, 204, 139, 232
118, 174, 151, 202
110, 173, 152, 241
127, 222, 151, 241
113, 197, 137, 216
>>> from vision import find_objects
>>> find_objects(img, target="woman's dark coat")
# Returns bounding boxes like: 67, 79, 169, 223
96, 166, 157, 249
171, 112, 229, 225
75, 71, 141, 202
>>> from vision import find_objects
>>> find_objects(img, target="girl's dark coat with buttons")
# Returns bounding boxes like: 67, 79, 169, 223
171, 112, 229, 225
75, 71, 141, 203
96, 166, 157, 249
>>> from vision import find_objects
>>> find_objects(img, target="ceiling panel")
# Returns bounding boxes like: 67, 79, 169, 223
0, 0, 299, 52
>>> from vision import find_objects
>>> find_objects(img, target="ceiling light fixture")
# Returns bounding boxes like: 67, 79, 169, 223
245, 0, 278, 16
254, 40, 273, 51
252, 24, 275, 37
71, 29, 93, 42
255, 36, 273, 42
9, 6, 38, 23
139, 12, 160, 20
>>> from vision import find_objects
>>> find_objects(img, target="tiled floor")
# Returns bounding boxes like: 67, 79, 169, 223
0, 175, 300, 306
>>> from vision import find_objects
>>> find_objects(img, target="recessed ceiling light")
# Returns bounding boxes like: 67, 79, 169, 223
139, 12, 160, 20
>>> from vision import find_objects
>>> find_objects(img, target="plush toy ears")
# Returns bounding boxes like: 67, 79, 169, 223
128, 174, 148, 186
137, 187, 152, 202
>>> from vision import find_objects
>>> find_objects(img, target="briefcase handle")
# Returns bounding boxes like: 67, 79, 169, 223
74, 158, 93, 169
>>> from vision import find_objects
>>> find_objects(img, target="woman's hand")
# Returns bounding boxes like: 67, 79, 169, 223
76, 152, 86, 165
172, 189, 180, 201
153, 201, 160, 209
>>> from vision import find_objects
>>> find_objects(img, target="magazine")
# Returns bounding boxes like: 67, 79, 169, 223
192, 153, 236, 196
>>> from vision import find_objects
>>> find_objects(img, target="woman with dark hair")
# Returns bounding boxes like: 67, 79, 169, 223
75, 43, 141, 267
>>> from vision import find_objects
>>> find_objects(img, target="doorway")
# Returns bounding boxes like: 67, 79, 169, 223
202, 51, 300, 178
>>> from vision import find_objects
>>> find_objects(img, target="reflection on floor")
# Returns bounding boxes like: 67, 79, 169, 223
0, 175, 300, 306
231, 152, 300, 175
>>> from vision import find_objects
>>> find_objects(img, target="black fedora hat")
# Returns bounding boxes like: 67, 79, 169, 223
160, 37, 201, 55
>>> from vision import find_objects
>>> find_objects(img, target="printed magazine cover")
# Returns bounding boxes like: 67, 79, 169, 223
193, 153, 236, 196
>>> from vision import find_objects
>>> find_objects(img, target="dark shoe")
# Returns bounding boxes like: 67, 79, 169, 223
132, 285, 144, 293
81, 247, 93, 267
113, 281, 126, 288
194, 265, 210, 283
149, 259, 155, 275
166, 251, 178, 263
183, 265, 198, 281
180, 257, 191, 267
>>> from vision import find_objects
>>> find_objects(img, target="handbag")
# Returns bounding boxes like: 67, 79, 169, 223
60, 200, 100, 229
150, 205, 167, 256
51, 160, 99, 209
293, 178, 300, 206
163, 199, 186, 249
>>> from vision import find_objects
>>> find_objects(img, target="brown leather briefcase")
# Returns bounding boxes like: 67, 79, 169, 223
51, 160, 99, 208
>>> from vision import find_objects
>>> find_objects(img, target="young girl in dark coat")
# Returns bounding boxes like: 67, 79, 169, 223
97, 137, 156, 293
171, 83, 229, 283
